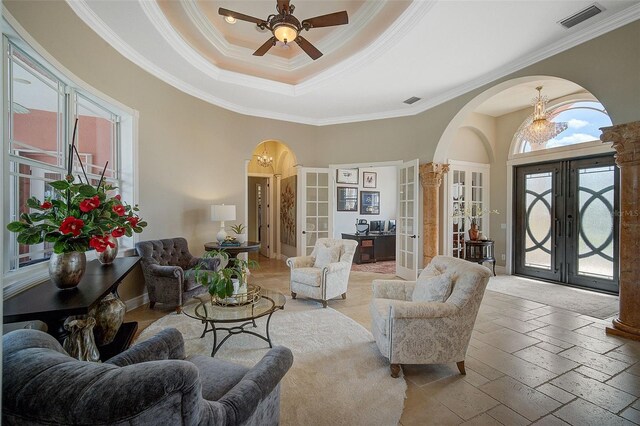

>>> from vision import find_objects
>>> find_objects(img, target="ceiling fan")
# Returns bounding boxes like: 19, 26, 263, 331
218, 0, 348, 60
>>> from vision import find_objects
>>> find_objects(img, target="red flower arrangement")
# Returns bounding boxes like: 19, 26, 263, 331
6, 118, 147, 254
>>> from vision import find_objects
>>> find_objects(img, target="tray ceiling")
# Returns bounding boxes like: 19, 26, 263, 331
65, 0, 640, 125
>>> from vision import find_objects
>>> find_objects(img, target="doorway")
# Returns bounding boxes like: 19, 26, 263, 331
514, 154, 619, 293
248, 176, 271, 258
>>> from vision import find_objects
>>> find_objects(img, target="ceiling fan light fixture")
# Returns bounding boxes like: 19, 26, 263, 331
224, 16, 237, 24
273, 23, 298, 44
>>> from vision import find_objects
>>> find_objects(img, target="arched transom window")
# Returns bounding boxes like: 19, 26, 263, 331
516, 101, 612, 153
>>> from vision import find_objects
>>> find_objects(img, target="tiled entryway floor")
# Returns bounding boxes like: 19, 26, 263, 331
126, 257, 640, 425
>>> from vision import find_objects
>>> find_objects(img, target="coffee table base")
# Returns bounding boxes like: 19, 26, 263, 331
199, 309, 279, 356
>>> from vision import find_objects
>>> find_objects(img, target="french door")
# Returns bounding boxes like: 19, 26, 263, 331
396, 159, 419, 281
298, 168, 332, 256
514, 155, 619, 293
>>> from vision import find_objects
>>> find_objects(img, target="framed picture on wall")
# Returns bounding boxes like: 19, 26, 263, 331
363, 171, 377, 188
360, 191, 380, 215
336, 168, 359, 184
337, 187, 358, 211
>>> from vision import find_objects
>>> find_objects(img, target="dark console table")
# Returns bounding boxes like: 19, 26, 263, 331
3, 256, 141, 361
465, 240, 496, 276
342, 233, 396, 264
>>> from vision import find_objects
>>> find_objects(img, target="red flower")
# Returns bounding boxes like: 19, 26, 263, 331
111, 227, 126, 238
79, 196, 100, 213
112, 204, 125, 216
114, 194, 121, 201
40, 201, 53, 209
59, 217, 84, 237
90, 235, 116, 253
126, 216, 140, 227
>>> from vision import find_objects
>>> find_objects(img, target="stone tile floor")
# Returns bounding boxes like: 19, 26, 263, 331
126, 256, 640, 425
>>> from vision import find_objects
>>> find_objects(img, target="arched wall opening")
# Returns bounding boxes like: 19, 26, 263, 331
246, 140, 298, 260
433, 76, 614, 274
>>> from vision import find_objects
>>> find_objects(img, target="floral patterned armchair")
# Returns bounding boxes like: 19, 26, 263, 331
286, 238, 358, 308
370, 255, 492, 377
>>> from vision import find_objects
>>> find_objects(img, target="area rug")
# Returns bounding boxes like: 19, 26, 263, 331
487, 275, 619, 319
137, 298, 406, 426
351, 260, 396, 274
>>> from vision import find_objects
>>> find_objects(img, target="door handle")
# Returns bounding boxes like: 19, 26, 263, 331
302, 231, 306, 235
555, 218, 561, 238
409, 235, 417, 239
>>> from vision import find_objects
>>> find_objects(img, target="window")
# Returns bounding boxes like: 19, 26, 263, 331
3, 32, 135, 291
516, 101, 612, 153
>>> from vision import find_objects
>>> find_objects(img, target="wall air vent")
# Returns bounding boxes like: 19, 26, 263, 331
560, 4, 603, 29
403, 96, 421, 105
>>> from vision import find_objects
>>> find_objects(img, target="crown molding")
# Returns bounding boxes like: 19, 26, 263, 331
65, 1, 640, 126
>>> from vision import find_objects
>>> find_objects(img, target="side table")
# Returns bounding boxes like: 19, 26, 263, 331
465, 240, 496, 276
204, 241, 261, 260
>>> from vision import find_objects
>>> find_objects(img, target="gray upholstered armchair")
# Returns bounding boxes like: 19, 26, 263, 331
136, 237, 219, 313
370, 256, 491, 377
286, 238, 358, 308
3, 328, 293, 425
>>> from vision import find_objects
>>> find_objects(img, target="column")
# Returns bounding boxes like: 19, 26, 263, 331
419, 163, 449, 265
601, 121, 640, 341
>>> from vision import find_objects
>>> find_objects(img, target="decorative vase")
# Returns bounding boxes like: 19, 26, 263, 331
63, 316, 100, 362
90, 293, 126, 346
49, 251, 87, 289
235, 233, 247, 244
98, 235, 119, 265
468, 221, 479, 241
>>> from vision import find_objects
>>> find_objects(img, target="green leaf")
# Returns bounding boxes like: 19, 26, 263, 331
25, 231, 43, 245
138, 221, 148, 227
125, 228, 133, 237
49, 180, 70, 191
78, 185, 97, 197
26, 197, 41, 209
53, 240, 66, 254
7, 221, 29, 232
44, 232, 62, 242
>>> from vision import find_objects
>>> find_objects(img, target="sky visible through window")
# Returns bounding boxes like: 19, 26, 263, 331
522, 101, 612, 153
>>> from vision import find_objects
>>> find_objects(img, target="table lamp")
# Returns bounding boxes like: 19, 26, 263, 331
211, 204, 236, 243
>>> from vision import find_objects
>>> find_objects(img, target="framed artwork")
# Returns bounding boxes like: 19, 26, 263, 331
360, 191, 380, 215
336, 168, 358, 185
363, 171, 377, 188
337, 187, 358, 211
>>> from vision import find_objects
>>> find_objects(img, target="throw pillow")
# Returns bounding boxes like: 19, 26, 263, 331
412, 273, 453, 303
313, 245, 341, 268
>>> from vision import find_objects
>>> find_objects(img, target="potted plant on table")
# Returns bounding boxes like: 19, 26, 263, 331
6, 119, 147, 289
195, 249, 258, 305
230, 223, 247, 244
451, 206, 499, 241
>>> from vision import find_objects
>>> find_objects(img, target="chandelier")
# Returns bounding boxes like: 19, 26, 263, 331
256, 148, 273, 168
519, 86, 568, 145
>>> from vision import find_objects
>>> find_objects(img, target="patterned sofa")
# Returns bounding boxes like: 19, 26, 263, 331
2, 328, 293, 425
370, 255, 492, 377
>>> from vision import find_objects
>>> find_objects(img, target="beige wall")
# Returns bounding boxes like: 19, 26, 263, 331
5, 1, 640, 300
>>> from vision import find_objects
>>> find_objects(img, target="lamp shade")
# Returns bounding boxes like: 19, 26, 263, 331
211, 204, 236, 222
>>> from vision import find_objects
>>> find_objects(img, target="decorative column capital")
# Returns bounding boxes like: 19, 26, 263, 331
601, 121, 640, 167
419, 163, 449, 188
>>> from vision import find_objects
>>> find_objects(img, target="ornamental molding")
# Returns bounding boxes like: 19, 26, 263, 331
601, 121, 640, 166
420, 163, 449, 188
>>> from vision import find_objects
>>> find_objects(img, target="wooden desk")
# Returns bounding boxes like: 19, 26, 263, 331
204, 241, 261, 260
465, 240, 496, 276
3, 256, 141, 360
341, 233, 396, 264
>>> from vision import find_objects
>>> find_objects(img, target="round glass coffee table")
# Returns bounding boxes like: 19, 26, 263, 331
182, 286, 286, 357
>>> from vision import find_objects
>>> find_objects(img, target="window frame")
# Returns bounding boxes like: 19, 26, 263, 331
2, 17, 139, 297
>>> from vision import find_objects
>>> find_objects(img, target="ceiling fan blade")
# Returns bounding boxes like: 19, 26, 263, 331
218, 8, 267, 26
253, 37, 277, 56
277, 0, 291, 14
302, 11, 348, 29
295, 36, 323, 60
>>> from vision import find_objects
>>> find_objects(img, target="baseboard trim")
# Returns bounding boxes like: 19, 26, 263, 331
125, 293, 149, 311
495, 265, 507, 275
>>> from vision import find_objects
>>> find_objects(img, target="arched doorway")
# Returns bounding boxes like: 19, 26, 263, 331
246, 140, 298, 260
433, 76, 618, 293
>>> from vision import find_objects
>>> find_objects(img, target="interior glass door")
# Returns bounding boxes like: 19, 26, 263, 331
299, 168, 331, 256
396, 159, 419, 280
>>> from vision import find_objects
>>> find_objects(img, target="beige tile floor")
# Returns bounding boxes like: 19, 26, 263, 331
126, 256, 640, 426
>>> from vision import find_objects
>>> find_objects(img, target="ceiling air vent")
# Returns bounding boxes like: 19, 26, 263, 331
403, 96, 421, 105
560, 4, 603, 29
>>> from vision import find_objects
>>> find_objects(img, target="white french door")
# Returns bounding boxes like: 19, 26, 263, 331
297, 168, 332, 256
396, 159, 419, 280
